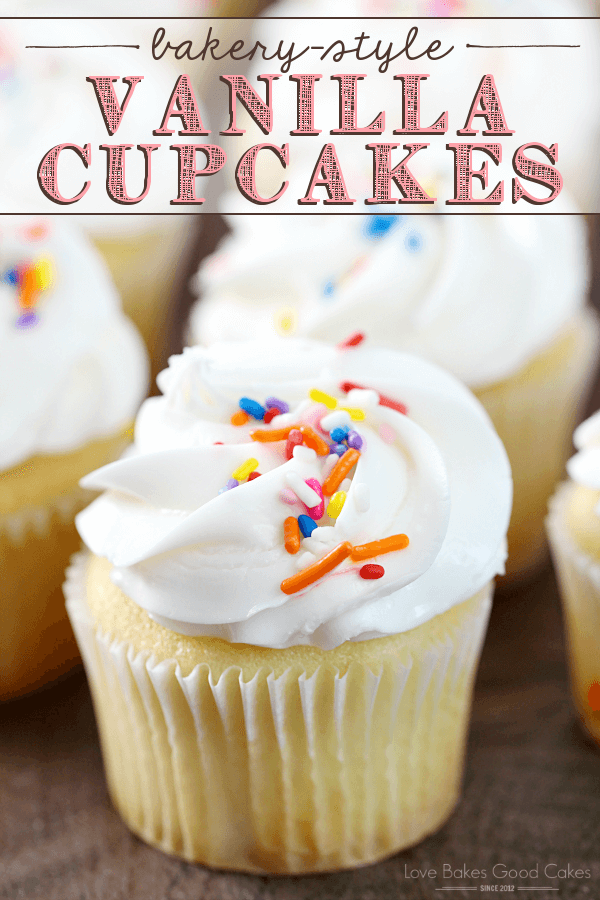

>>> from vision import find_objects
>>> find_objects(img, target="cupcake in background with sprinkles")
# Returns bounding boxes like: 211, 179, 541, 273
0, 215, 148, 701
547, 412, 600, 748
66, 336, 511, 872
190, 212, 599, 582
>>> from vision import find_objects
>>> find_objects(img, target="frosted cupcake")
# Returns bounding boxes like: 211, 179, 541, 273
0, 216, 148, 701
191, 213, 598, 582
66, 337, 511, 872
547, 412, 600, 747
0, 17, 204, 381
239, 0, 600, 214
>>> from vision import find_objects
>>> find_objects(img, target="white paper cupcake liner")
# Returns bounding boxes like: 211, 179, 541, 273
66, 553, 493, 873
478, 307, 600, 582
0, 484, 91, 545
546, 484, 600, 745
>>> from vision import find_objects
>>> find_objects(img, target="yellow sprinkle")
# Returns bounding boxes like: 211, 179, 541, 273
327, 491, 347, 519
274, 306, 297, 335
34, 257, 54, 291
309, 388, 337, 410
232, 458, 259, 481
340, 407, 366, 421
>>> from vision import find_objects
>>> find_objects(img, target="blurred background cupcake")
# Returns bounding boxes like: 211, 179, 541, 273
0, 10, 211, 383
190, 213, 599, 582
0, 214, 148, 701
547, 412, 600, 747
209, 0, 600, 215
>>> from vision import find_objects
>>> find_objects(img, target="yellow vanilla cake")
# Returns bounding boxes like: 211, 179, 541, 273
547, 412, 600, 747
66, 337, 511, 872
0, 216, 148, 700
190, 214, 598, 582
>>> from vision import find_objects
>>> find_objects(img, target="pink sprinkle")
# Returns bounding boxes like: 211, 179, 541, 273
304, 478, 324, 519
286, 429, 303, 460
279, 489, 298, 505
213, 441, 224, 445
302, 403, 328, 429
379, 424, 395, 445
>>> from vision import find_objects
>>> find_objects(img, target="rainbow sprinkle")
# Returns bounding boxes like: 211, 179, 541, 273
4, 256, 54, 328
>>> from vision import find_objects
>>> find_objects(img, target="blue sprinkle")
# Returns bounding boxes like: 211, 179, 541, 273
3, 267, 19, 286
218, 487, 228, 495
298, 514, 318, 538
364, 215, 400, 240
332, 443, 347, 457
330, 425, 350, 443
239, 397, 266, 420
265, 396, 289, 414
323, 280, 335, 298
404, 231, 423, 253
347, 430, 363, 451
226, 478, 239, 490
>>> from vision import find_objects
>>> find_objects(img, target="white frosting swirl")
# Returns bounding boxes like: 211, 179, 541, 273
0, 16, 208, 234
76, 338, 511, 649
567, 412, 600, 504
1, 215, 148, 470
235, 0, 600, 213
190, 213, 589, 389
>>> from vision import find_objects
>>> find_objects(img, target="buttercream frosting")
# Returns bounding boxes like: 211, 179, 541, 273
234, 0, 600, 213
1, 215, 148, 470
0, 16, 208, 232
567, 412, 600, 502
190, 212, 589, 389
77, 338, 511, 650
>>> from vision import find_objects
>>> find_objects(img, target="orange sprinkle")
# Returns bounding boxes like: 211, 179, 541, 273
588, 681, 600, 712
284, 517, 301, 555
231, 410, 249, 427
281, 542, 352, 595
322, 449, 360, 496
300, 424, 329, 456
250, 424, 297, 443
350, 534, 410, 562
20, 268, 38, 309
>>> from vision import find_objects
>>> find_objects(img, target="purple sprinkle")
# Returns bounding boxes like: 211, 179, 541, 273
332, 443, 347, 457
226, 478, 239, 490
265, 396, 289, 415
16, 312, 39, 329
347, 431, 363, 451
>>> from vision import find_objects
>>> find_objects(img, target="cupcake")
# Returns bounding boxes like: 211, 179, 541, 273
547, 412, 600, 747
0, 15, 205, 382
0, 216, 148, 701
66, 337, 511, 872
190, 214, 599, 582
233, 0, 600, 214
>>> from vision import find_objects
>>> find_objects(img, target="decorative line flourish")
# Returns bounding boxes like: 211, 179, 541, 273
466, 43, 580, 48
25, 44, 140, 49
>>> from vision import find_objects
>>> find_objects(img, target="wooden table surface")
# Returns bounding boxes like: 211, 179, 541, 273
2, 217, 600, 900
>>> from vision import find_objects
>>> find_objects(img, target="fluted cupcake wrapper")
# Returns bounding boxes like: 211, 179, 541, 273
546, 485, 600, 747
0, 485, 91, 544
0, 487, 94, 700
476, 308, 600, 583
66, 552, 492, 874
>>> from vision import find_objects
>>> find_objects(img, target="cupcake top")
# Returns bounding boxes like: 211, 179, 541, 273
190, 213, 589, 389
1, 216, 148, 471
238, 0, 599, 213
0, 17, 207, 230
77, 337, 511, 650
567, 412, 600, 494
